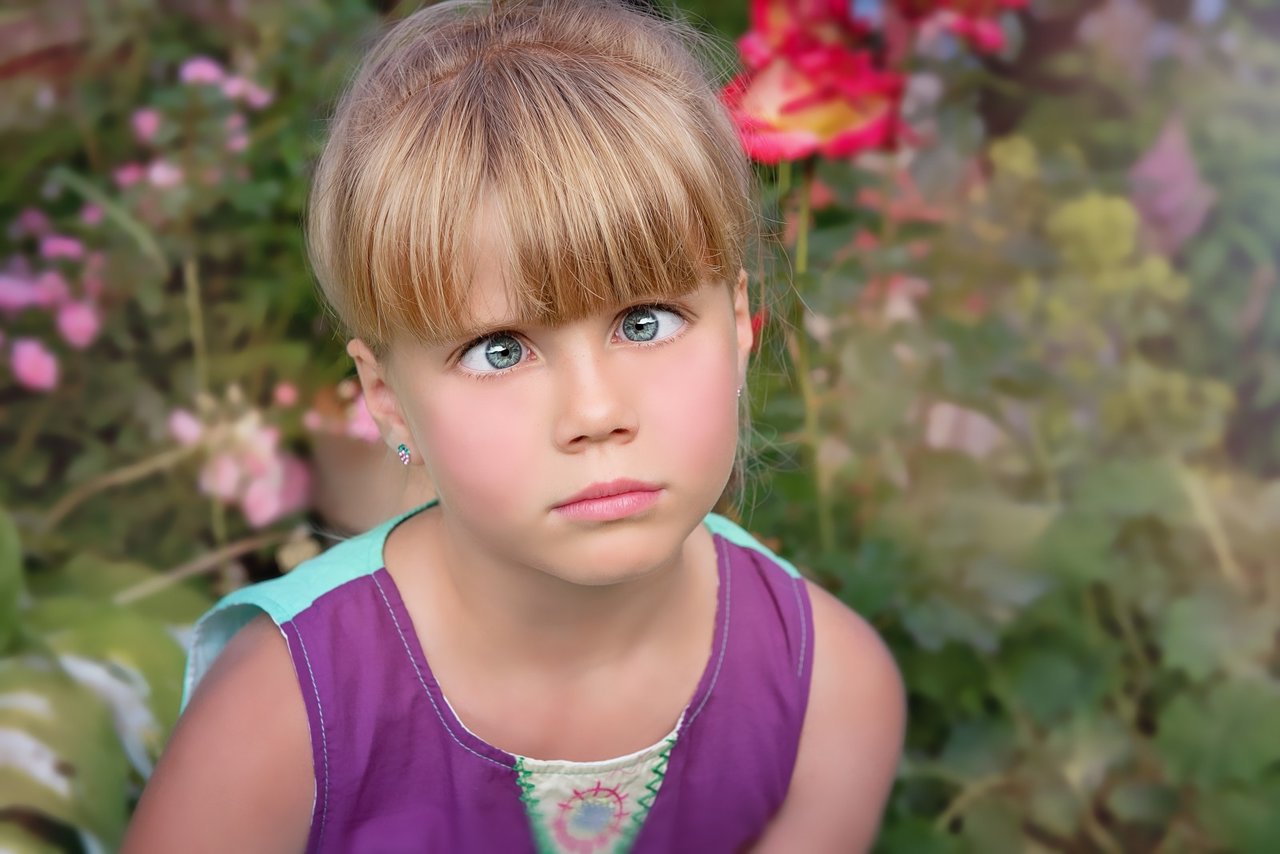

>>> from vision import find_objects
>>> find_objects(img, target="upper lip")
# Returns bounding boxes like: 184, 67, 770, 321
555, 478, 662, 507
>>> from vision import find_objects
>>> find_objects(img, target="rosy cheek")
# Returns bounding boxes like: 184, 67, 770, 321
419, 384, 535, 516
641, 340, 739, 475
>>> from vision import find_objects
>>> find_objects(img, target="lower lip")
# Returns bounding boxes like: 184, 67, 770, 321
553, 490, 662, 522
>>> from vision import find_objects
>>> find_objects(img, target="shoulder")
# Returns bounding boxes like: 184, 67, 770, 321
123, 613, 314, 854
753, 581, 906, 853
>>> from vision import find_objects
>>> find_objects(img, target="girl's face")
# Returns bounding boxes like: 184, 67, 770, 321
353, 247, 754, 587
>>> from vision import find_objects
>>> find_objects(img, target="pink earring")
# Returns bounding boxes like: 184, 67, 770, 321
396, 443, 411, 465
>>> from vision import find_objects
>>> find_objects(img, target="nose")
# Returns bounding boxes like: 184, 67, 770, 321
552, 345, 638, 452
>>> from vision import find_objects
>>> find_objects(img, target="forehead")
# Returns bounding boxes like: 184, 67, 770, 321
445, 193, 706, 342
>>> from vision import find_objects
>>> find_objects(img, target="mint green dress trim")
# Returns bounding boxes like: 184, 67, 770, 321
180, 500, 794, 711
180, 500, 439, 710
700, 513, 801, 578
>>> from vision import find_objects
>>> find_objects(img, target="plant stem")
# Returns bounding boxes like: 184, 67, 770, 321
113, 530, 288, 605
786, 159, 836, 555
1175, 464, 1246, 592
42, 446, 199, 532
183, 256, 209, 398
182, 256, 225, 548
778, 160, 792, 203
49, 166, 167, 275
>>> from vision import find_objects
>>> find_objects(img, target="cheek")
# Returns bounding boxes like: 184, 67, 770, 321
641, 337, 740, 477
417, 384, 537, 515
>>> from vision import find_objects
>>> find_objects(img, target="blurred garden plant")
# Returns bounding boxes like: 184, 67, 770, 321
1, 0, 1278, 850
714, 0, 1280, 851
0, 1, 382, 847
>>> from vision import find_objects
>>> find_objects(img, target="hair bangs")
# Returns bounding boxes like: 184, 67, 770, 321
306, 0, 754, 353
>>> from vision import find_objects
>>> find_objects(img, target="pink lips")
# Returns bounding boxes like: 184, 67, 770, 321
553, 478, 663, 522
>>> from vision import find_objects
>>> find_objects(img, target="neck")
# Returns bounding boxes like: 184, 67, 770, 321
414, 508, 714, 678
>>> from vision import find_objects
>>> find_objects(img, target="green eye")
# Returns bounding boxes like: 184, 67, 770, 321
621, 306, 683, 343
460, 334, 523, 372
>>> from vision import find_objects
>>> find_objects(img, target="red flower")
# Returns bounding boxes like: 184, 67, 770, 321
750, 308, 768, 352
723, 0, 907, 163
891, 0, 1028, 54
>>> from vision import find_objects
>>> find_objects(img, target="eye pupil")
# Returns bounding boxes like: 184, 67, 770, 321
484, 335, 522, 369
623, 309, 658, 342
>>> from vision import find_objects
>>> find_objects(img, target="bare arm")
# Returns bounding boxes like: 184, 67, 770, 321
751, 581, 907, 853
122, 614, 314, 854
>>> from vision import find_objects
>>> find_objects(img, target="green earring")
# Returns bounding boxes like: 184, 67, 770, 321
396, 443, 411, 465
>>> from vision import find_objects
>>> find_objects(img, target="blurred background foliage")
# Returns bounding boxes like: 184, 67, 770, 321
1, 0, 1278, 851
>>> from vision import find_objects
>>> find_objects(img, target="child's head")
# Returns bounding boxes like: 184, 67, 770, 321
307, 0, 757, 580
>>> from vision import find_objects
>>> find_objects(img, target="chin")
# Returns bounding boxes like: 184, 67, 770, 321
537, 516, 693, 587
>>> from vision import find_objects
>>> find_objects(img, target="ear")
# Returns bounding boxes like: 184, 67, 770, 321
733, 268, 753, 386
347, 339, 415, 455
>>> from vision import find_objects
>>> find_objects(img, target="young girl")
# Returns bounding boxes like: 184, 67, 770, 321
124, 1, 905, 851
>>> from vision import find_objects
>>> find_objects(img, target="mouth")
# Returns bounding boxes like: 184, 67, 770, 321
552, 479, 664, 522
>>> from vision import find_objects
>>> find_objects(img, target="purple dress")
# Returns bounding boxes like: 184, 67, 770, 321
181, 502, 814, 853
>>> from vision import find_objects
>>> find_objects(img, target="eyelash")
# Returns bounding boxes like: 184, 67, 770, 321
454, 302, 691, 381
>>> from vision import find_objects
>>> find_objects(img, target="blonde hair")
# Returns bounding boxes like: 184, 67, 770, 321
306, 0, 755, 355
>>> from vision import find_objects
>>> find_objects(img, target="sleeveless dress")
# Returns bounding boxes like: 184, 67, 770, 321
181, 501, 814, 853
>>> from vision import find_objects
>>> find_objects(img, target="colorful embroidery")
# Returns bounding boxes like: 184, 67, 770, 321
516, 729, 679, 854
553, 782, 629, 852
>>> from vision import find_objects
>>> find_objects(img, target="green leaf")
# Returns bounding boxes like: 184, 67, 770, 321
903, 595, 998, 654
0, 821, 67, 853
1105, 781, 1179, 827
0, 660, 130, 848
1031, 511, 1117, 585
0, 508, 22, 653
1003, 633, 1110, 727
1070, 458, 1190, 522
874, 816, 961, 854
42, 609, 188, 776
1157, 678, 1280, 786
1159, 589, 1279, 681
956, 796, 1024, 852
1195, 781, 1280, 853
937, 716, 1017, 779
27, 554, 210, 625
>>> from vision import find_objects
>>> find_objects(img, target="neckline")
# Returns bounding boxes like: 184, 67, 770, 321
370, 500, 731, 769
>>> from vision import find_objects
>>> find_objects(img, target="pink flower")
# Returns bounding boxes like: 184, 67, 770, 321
147, 160, 184, 188
10, 208, 51, 238
80, 204, 103, 226
40, 235, 84, 262
114, 163, 146, 188
225, 113, 246, 132
1130, 116, 1216, 256
11, 338, 59, 391
925, 401, 1006, 458
273, 382, 299, 407
199, 453, 242, 500
346, 394, 382, 442
891, 0, 1027, 55
56, 301, 100, 349
302, 409, 324, 431
943, 14, 1006, 53
0, 274, 42, 312
168, 409, 204, 445
221, 76, 249, 100
240, 454, 310, 528
226, 134, 249, 153
131, 108, 162, 143
243, 81, 273, 110
36, 271, 69, 306
179, 56, 225, 85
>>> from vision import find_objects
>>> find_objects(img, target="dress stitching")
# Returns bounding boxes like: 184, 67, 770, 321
294, 628, 329, 847
370, 573, 511, 769
790, 577, 808, 679
686, 535, 732, 727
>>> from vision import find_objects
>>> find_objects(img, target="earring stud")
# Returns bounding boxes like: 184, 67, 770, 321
396, 443, 411, 465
